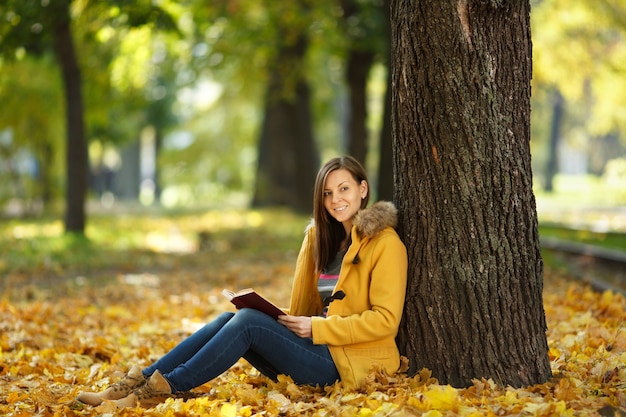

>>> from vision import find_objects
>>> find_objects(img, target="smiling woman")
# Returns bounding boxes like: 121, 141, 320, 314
313, 156, 370, 272
322, 169, 367, 230
75, 155, 408, 408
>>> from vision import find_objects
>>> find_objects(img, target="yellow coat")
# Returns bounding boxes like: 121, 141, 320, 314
288, 201, 408, 389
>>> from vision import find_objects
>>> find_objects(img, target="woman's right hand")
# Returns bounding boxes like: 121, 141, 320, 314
277, 315, 313, 338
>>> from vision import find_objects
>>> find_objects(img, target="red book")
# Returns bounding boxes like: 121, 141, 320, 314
222, 288, 285, 320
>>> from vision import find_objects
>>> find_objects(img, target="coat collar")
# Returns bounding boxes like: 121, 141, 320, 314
352, 201, 398, 239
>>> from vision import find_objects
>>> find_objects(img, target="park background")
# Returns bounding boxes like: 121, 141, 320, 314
1, 0, 626, 416
1, 0, 625, 222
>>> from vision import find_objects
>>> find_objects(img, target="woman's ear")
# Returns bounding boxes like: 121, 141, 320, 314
360, 180, 368, 199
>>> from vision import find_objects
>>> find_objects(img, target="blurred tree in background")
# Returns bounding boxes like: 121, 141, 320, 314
1, 0, 625, 229
0, 0, 178, 234
2, 0, 90, 233
0, 54, 63, 212
250, 1, 320, 212
531, 0, 626, 193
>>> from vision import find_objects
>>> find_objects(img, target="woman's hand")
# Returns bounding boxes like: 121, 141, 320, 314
278, 315, 312, 338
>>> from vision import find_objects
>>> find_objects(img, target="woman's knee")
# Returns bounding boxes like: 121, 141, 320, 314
233, 308, 265, 320
215, 312, 236, 321
231, 308, 275, 327
195, 312, 235, 336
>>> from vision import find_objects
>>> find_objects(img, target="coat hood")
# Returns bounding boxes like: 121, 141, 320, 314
353, 201, 398, 239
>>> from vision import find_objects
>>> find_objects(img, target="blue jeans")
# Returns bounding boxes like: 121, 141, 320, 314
142, 309, 339, 392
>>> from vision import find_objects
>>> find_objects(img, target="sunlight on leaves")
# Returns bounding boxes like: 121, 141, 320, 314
0, 211, 624, 416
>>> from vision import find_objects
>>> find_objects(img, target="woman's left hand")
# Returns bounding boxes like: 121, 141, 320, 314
278, 315, 312, 338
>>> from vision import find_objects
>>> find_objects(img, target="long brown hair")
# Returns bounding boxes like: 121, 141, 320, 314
313, 156, 369, 271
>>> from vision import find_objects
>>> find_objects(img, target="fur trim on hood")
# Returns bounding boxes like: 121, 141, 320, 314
353, 201, 398, 239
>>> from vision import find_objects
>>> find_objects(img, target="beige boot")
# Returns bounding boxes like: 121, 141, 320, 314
77, 365, 146, 406
113, 370, 172, 408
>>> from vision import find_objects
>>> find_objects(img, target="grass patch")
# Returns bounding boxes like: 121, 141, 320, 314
0, 208, 308, 276
539, 224, 626, 252
534, 173, 626, 207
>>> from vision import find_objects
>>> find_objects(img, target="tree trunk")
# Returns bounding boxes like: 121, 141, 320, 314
252, 33, 319, 213
345, 49, 374, 165
544, 89, 563, 192
392, 0, 551, 388
338, 0, 378, 169
52, 0, 88, 234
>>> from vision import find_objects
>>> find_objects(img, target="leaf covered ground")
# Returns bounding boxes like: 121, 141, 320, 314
0, 209, 625, 416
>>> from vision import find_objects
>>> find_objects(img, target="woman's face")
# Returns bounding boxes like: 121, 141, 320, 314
323, 168, 367, 229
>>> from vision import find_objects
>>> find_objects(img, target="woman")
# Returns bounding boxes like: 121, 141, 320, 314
77, 156, 408, 408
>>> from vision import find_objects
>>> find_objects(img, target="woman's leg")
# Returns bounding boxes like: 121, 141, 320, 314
242, 350, 280, 381
77, 313, 236, 406
162, 308, 339, 392
143, 312, 234, 376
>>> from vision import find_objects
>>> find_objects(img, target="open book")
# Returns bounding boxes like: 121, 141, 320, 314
222, 288, 285, 320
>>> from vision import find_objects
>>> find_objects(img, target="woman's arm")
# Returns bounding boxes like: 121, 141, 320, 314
287, 226, 324, 317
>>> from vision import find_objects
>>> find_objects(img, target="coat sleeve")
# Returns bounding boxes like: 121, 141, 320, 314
288, 226, 324, 317
311, 230, 407, 345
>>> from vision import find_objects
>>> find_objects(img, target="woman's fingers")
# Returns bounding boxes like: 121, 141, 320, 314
278, 315, 312, 338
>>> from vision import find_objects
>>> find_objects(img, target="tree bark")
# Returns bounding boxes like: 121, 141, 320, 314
52, 0, 88, 234
392, 0, 551, 387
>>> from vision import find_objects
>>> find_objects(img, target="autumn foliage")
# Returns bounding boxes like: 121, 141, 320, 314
1, 211, 625, 416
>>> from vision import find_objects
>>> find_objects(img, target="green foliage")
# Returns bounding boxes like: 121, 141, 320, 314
0, 0, 55, 57
0, 0, 186, 214
2, 0, 624, 214
532, 0, 626, 136
0, 0, 394, 211
155, 0, 377, 204
0, 56, 65, 205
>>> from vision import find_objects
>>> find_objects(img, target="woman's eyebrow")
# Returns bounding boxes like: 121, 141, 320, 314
324, 180, 351, 192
